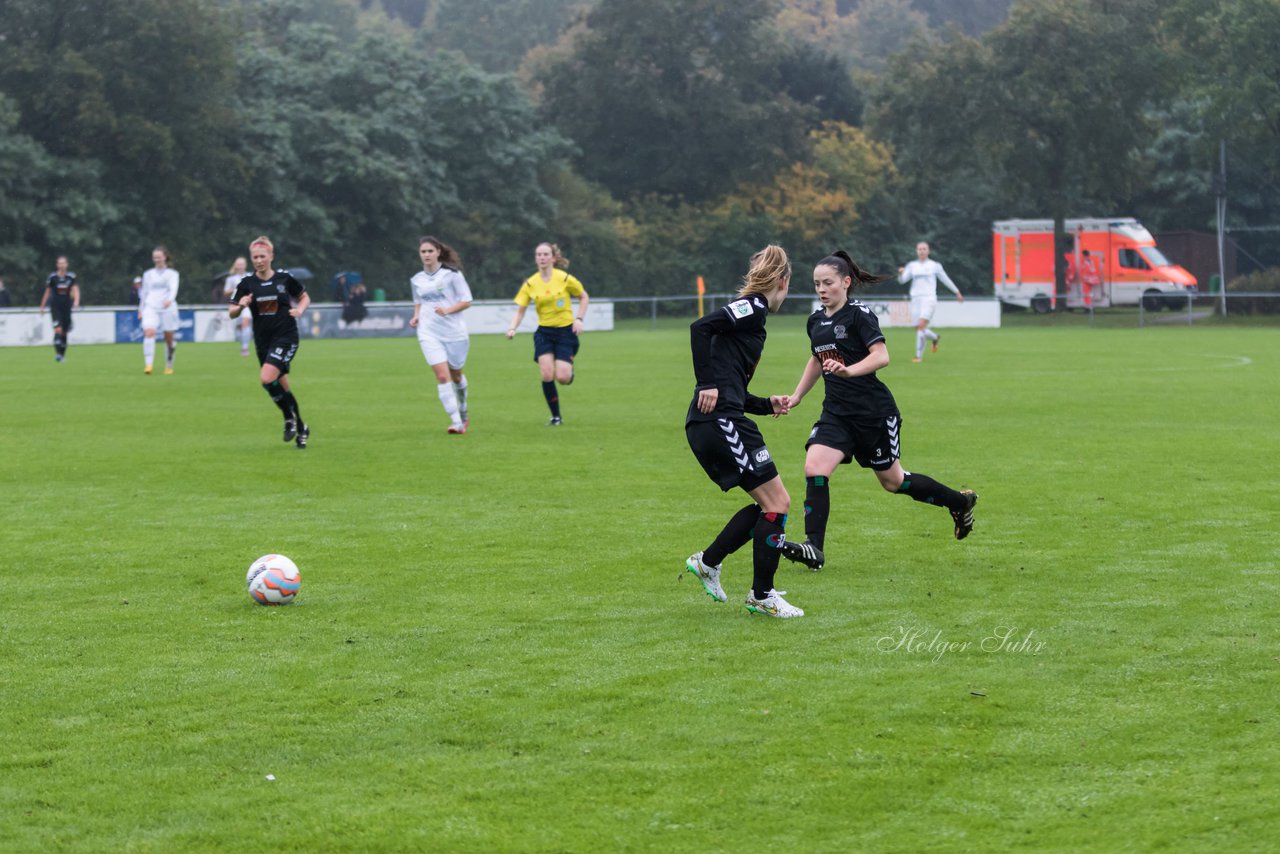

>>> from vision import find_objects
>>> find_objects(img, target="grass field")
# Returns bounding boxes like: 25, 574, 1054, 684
2, 319, 1277, 852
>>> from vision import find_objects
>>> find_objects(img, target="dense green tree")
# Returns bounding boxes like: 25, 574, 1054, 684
910, 0, 1013, 35
1161, 0, 1280, 269
536, 0, 813, 202
0, 0, 240, 278
870, 0, 1173, 293
426, 0, 589, 73
226, 17, 571, 296
0, 95, 121, 301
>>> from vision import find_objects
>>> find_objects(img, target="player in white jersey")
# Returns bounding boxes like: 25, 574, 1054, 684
222, 256, 252, 355
138, 246, 181, 374
409, 236, 473, 434
897, 241, 964, 362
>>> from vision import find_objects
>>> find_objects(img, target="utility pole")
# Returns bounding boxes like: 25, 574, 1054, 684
1215, 140, 1227, 317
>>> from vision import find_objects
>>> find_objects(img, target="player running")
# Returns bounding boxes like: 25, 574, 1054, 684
897, 241, 964, 362
410, 236, 473, 435
683, 244, 814, 619
505, 242, 589, 426
138, 246, 181, 374
38, 255, 80, 362
229, 235, 312, 449
784, 250, 977, 564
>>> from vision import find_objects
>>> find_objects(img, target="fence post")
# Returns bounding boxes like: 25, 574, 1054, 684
651, 297, 657, 330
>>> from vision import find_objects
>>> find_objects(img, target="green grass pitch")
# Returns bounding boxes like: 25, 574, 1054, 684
2, 318, 1277, 851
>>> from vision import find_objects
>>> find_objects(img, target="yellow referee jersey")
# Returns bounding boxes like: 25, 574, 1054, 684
514, 269, 584, 328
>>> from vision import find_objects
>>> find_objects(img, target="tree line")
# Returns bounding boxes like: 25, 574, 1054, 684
2, 0, 1277, 306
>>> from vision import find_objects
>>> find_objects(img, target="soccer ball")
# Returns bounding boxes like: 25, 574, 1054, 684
246, 554, 301, 605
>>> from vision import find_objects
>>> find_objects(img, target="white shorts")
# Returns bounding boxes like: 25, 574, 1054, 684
419, 335, 469, 370
910, 296, 937, 323
141, 306, 181, 332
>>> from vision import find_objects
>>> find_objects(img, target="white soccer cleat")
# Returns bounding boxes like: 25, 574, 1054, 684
685, 552, 727, 603
745, 589, 805, 618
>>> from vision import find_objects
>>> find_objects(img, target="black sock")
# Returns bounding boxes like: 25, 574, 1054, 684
541, 381, 560, 418
897, 471, 964, 510
263, 380, 293, 418
704, 504, 759, 568
284, 392, 301, 425
54, 332, 66, 356
752, 511, 786, 600
804, 475, 830, 551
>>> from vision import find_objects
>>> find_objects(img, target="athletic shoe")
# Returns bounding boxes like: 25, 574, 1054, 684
911, 357, 922, 363
685, 552, 727, 603
548, 416, 562, 426
295, 423, 310, 450
163, 367, 174, 375
447, 422, 467, 435
780, 538, 825, 570
55, 354, 64, 362
951, 490, 978, 540
745, 589, 804, 618
240, 347, 250, 357
931, 334, 940, 353
144, 365, 153, 374
283, 419, 297, 442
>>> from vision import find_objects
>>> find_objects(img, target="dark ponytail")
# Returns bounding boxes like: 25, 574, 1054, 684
819, 249, 888, 289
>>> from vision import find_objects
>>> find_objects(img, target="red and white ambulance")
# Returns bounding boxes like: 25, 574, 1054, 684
993, 217, 1197, 312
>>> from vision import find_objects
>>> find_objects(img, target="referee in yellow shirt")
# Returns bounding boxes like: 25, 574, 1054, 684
506, 242, 590, 425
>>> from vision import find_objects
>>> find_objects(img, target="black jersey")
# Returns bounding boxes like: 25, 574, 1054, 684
686, 294, 775, 424
231, 270, 306, 342
46, 272, 76, 304
808, 298, 898, 419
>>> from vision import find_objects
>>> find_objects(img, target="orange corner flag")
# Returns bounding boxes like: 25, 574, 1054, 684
696, 275, 705, 295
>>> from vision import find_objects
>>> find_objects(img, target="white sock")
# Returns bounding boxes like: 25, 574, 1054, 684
437, 382, 462, 425
453, 377, 468, 417
925, 329, 939, 342
916, 331, 925, 359
143, 337, 156, 366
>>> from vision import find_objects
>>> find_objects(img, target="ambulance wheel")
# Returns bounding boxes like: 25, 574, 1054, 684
1164, 296, 1187, 311
1030, 294, 1052, 314
1141, 290, 1164, 312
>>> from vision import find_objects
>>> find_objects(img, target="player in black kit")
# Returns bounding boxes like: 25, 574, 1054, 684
38, 256, 80, 362
683, 245, 813, 619
229, 236, 312, 448
783, 250, 977, 563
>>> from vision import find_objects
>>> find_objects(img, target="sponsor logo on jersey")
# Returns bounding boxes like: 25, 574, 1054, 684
728, 298, 754, 319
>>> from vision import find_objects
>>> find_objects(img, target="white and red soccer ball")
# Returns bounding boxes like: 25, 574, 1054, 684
246, 554, 301, 605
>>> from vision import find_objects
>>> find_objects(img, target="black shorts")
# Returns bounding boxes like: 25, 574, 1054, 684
50, 302, 73, 332
687, 415, 780, 492
533, 325, 580, 363
257, 336, 299, 373
806, 411, 902, 471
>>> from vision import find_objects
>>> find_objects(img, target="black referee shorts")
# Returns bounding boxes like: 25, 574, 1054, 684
687, 414, 779, 492
533, 325, 579, 363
